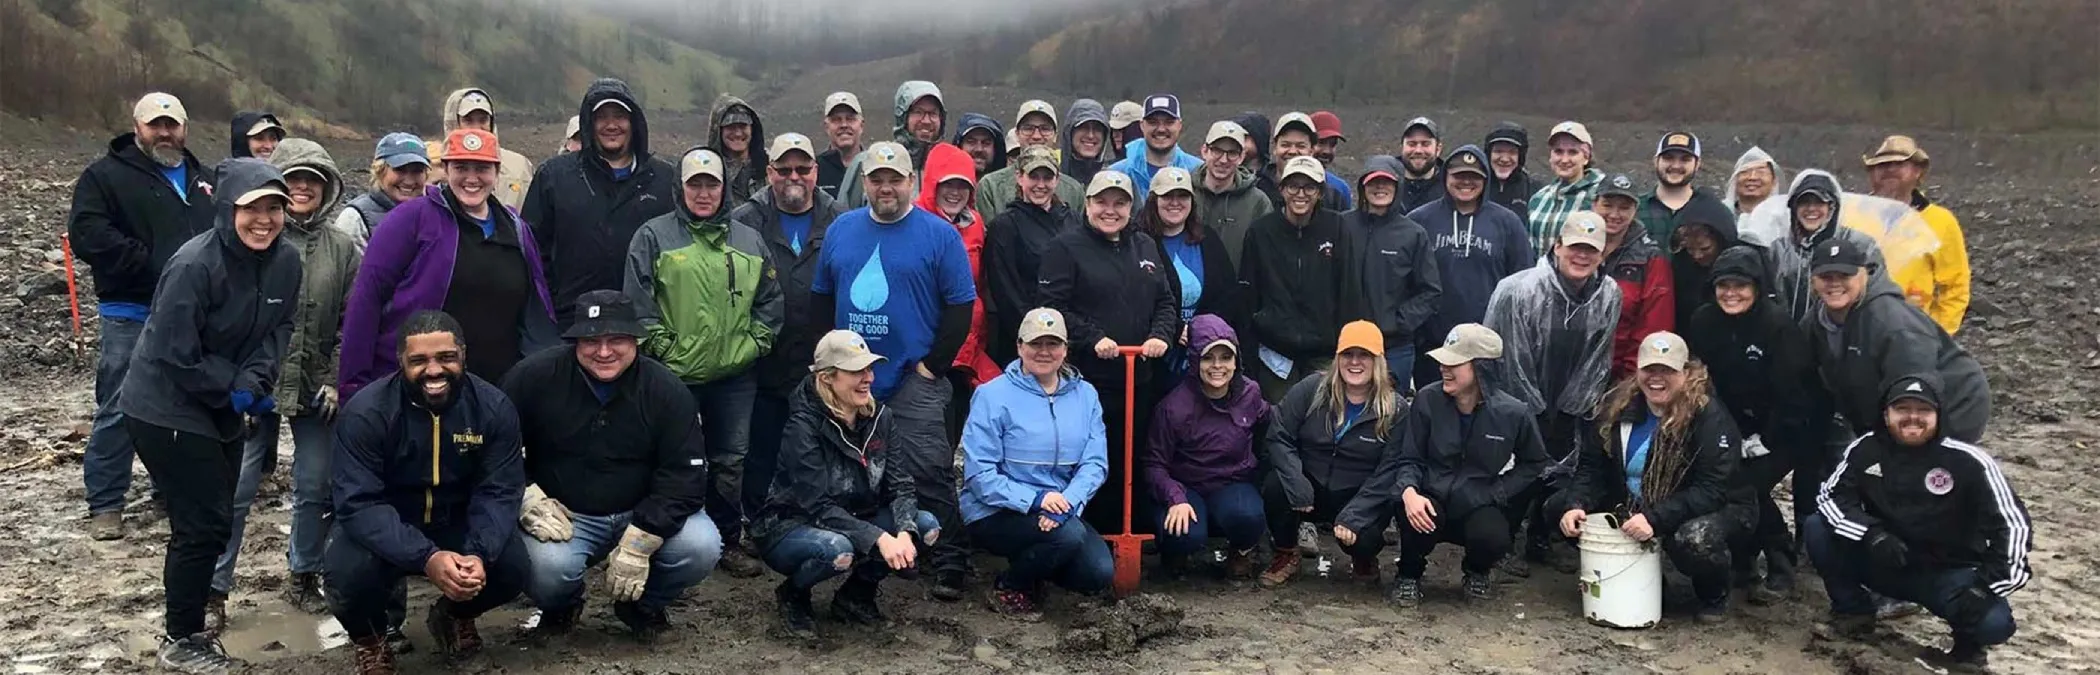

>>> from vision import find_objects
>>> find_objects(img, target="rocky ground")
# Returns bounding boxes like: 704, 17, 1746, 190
0, 68, 2096, 673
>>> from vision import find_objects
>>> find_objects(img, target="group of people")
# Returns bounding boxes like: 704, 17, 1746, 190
65, 79, 2023, 675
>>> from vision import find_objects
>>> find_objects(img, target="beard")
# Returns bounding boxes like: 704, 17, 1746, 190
871, 195, 911, 222
138, 138, 184, 168
410, 370, 462, 411
776, 183, 811, 212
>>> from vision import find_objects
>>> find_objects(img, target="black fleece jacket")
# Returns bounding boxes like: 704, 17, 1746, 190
1037, 224, 1180, 385
500, 345, 706, 539
66, 134, 216, 305
1239, 209, 1352, 360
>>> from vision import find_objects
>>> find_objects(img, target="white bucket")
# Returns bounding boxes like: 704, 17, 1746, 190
1576, 513, 1662, 629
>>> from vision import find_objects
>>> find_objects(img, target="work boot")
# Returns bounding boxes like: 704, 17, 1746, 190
774, 582, 817, 641
1223, 549, 1256, 581
1463, 572, 1493, 602
534, 601, 584, 637
930, 568, 968, 602
351, 635, 397, 675
1498, 552, 1532, 579
719, 540, 766, 579
831, 577, 887, 626
1812, 613, 1876, 641
382, 625, 412, 655
1876, 597, 1925, 620
1386, 577, 1423, 608
156, 633, 240, 674
282, 573, 328, 615
612, 601, 671, 643
1261, 548, 1302, 587
1696, 594, 1730, 624
89, 511, 124, 541
204, 592, 229, 637
985, 583, 1043, 622
425, 599, 483, 657
1350, 555, 1381, 585
1921, 636, 1989, 674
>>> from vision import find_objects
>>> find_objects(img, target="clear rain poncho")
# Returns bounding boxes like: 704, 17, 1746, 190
1726, 146, 1788, 247
1761, 170, 1934, 324
1482, 254, 1623, 419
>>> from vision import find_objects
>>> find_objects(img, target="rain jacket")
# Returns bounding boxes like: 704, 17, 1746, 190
1239, 209, 1352, 362
115, 159, 302, 441
1562, 391, 1748, 536
1524, 167, 1606, 257
66, 132, 216, 305
1483, 254, 1622, 418
228, 111, 281, 159
731, 188, 847, 396
1266, 374, 1407, 534
1483, 122, 1541, 221
1723, 147, 1784, 227
1668, 197, 1743, 328
1390, 373, 1549, 519
952, 112, 1009, 177
1761, 171, 1896, 326
1408, 190, 1534, 352
624, 148, 784, 385
1342, 155, 1443, 355
338, 185, 557, 402
960, 361, 1110, 525
913, 143, 999, 385
1060, 99, 1114, 185
1891, 190, 1970, 334
706, 95, 768, 209
1808, 276, 1991, 443
1194, 165, 1275, 269
431, 88, 533, 206
331, 371, 524, 571
839, 81, 947, 208
500, 345, 705, 538
1142, 316, 1269, 507
1399, 166, 1445, 216
1602, 226, 1675, 378
1036, 207, 1180, 387
1109, 138, 1206, 208
984, 196, 1083, 366
266, 140, 362, 417
750, 374, 923, 557
1686, 247, 1818, 442
520, 78, 678, 327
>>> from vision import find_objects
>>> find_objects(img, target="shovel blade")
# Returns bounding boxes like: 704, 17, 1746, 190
1106, 534, 1152, 598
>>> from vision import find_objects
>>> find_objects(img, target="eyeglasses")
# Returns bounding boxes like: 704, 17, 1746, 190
1018, 123, 1055, 134
771, 165, 815, 177
1282, 184, 1322, 196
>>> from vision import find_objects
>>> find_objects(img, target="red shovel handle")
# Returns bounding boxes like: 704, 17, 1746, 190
1105, 347, 1152, 598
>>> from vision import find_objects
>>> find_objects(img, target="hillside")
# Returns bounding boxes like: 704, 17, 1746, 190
921, 0, 2100, 131
0, 0, 748, 134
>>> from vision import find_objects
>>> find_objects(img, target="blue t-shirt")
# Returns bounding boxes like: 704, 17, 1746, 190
812, 206, 977, 400
589, 379, 615, 404
1625, 410, 1659, 502
1161, 232, 1204, 322
160, 163, 189, 201
612, 165, 633, 181
472, 214, 496, 239
780, 210, 814, 256
1336, 401, 1368, 442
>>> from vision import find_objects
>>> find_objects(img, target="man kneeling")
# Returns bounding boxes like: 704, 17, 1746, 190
329, 312, 529, 673
501, 291, 722, 640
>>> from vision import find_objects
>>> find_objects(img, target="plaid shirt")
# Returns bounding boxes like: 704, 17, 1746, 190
1637, 188, 1727, 249
1524, 168, 1605, 254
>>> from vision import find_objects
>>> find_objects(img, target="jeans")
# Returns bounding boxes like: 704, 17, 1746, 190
129, 418, 240, 638
1383, 343, 1416, 394
883, 372, 968, 575
761, 509, 940, 591
1802, 515, 2017, 645
691, 373, 757, 542
1143, 481, 1266, 557
745, 392, 791, 514
524, 511, 723, 613
966, 511, 1115, 594
84, 315, 144, 514
324, 527, 529, 640
1261, 474, 1392, 559
1397, 500, 1513, 578
210, 412, 333, 591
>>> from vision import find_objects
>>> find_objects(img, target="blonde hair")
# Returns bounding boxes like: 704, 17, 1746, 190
1593, 360, 1714, 506
1316, 355, 1401, 439
368, 159, 390, 193
816, 368, 876, 422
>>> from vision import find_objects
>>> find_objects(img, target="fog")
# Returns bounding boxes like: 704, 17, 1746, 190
568, 0, 1150, 65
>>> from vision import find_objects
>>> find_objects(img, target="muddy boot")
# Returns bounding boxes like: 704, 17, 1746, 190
1875, 596, 1924, 620
930, 568, 969, 602
830, 576, 887, 626
351, 635, 397, 675
1349, 555, 1381, 585
774, 582, 817, 641
1223, 549, 1256, 581
425, 599, 484, 657
1696, 594, 1730, 624
1750, 555, 1796, 606
1260, 548, 1302, 587
534, 601, 584, 638
282, 573, 328, 615
1496, 552, 1530, 581
719, 540, 767, 579
612, 601, 671, 643
1463, 572, 1493, 602
90, 511, 124, 541
204, 592, 228, 638
383, 625, 412, 655
1386, 577, 1423, 608
985, 581, 1043, 622
156, 632, 240, 674
1812, 613, 1876, 641
1921, 636, 1988, 674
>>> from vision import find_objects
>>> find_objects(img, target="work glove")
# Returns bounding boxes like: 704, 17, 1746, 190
232, 389, 258, 414
1863, 528, 1910, 570
315, 385, 340, 422
519, 485, 574, 542
1740, 434, 1770, 459
1944, 585, 1998, 628
605, 525, 665, 602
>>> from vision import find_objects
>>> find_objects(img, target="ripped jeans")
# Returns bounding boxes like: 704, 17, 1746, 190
1658, 505, 1756, 603
762, 510, 941, 591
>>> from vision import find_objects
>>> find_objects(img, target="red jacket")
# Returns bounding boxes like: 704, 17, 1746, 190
915, 144, 999, 385
1603, 231, 1676, 378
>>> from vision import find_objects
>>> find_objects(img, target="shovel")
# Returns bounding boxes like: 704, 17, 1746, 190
1104, 346, 1153, 598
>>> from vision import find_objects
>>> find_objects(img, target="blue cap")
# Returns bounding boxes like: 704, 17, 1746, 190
1141, 94, 1181, 120
374, 132, 430, 169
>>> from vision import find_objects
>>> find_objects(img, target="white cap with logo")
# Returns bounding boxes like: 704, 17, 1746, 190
680, 148, 725, 183
132, 93, 188, 125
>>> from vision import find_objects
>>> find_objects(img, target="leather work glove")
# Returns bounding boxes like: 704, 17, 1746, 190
1863, 528, 1911, 570
1740, 434, 1770, 459
606, 525, 665, 602
1945, 585, 1997, 627
316, 385, 340, 421
519, 484, 574, 542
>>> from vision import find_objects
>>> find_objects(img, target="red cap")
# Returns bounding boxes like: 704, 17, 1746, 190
441, 129, 502, 164
1361, 170, 1399, 185
1310, 111, 1345, 141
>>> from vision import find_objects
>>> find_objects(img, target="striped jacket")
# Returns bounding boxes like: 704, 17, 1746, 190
1818, 431, 2032, 597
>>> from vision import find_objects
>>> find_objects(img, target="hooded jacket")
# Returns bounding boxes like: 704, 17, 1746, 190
1230, 112, 1273, 174
1808, 276, 1991, 443
1636, 187, 1729, 249
1142, 315, 1270, 505
1525, 167, 1607, 257
521, 79, 678, 327
624, 147, 784, 385
707, 95, 768, 209
1761, 171, 1897, 326
1483, 122, 1541, 221
1239, 209, 1352, 361
500, 345, 705, 539
116, 159, 302, 441
750, 374, 923, 556
1723, 146, 1783, 220
984, 194, 1084, 366
1891, 190, 1970, 334
332, 371, 524, 571
1408, 186, 1534, 350
1255, 162, 1352, 214
432, 88, 534, 206
731, 188, 847, 396
1036, 204, 1181, 387
913, 143, 999, 385
1563, 390, 1749, 536
1602, 226, 1676, 378
1668, 196, 1744, 328
228, 111, 280, 159
1060, 99, 1114, 185
1194, 165, 1275, 269
66, 133, 216, 305
1110, 138, 1206, 208
1342, 155, 1443, 353
1686, 247, 1817, 441
1266, 374, 1407, 533
838, 81, 947, 208
1482, 254, 1623, 418
960, 361, 1110, 524
1392, 375, 1549, 519
267, 140, 362, 416
952, 112, 1009, 177
1398, 164, 1446, 216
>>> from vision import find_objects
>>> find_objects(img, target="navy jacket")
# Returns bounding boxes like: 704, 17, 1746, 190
332, 372, 526, 572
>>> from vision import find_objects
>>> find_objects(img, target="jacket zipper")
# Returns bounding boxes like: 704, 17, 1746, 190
425, 410, 440, 524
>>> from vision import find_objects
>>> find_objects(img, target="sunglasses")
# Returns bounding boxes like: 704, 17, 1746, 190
771, 165, 815, 177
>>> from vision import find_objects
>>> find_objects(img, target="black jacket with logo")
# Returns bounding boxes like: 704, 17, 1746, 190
1685, 246, 1818, 440
750, 375, 922, 556
1391, 381, 1549, 519
67, 134, 217, 305
1265, 375, 1407, 533
1239, 209, 1352, 361
333, 372, 526, 571
1340, 195, 1442, 353
1817, 429, 2031, 596
1563, 397, 1748, 536
984, 198, 1082, 366
1036, 224, 1180, 385
500, 345, 706, 538
521, 78, 677, 326
732, 188, 847, 396
1808, 284, 1991, 443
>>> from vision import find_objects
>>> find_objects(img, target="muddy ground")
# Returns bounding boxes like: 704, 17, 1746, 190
0, 65, 2096, 673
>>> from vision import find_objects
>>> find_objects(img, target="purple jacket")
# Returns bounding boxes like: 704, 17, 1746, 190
1143, 315, 1270, 505
338, 186, 555, 401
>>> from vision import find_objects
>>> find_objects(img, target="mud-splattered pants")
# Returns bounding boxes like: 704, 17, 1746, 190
1802, 514, 2017, 645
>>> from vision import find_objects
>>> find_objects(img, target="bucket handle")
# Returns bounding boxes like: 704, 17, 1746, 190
1582, 512, 1654, 585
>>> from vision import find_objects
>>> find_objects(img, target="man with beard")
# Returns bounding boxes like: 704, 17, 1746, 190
1309, 111, 1355, 209
839, 81, 947, 208
1406, 147, 1533, 390
522, 78, 677, 327
812, 141, 979, 601
228, 111, 284, 160
815, 92, 863, 201
953, 112, 1007, 178
328, 312, 530, 673
1524, 121, 1607, 257
1482, 122, 1540, 221
1636, 131, 1730, 247
1864, 135, 1970, 334
707, 95, 768, 209
1396, 117, 1447, 214
1260, 113, 1351, 213
68, 93, 215, 541
1107, 94, 1205, 206
1193, 121, 1273, 269
975, 100, 1084, 217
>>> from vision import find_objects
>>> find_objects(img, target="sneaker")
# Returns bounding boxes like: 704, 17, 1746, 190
1921, 636, 1989, 674
1349, 556, 1381, 585
282, 573, 328, 615
89, 511, 124, 541
1386, 577, 1423, 608
1260, 548, 1302, 587
351, 635, 397, 675
831, 579, 887, 626
930, 569, 968, 602
205, 592, 228, 637
535, 601, 585, 637
1876, 598, 1925, 620
156, 633, 240, 674
1696, 595, 1730, 624
1463, 572, 1493, 601
1812, 613, 1877, 641
985, 585, 1043, 622
1223, 549, 1256, 581
774, 582, 817, 641
1749, 574, 1794, 606
719, 541, 767, 579
612, 601, 671, 643
425, 600, 483, 657
382, 626, 413, 655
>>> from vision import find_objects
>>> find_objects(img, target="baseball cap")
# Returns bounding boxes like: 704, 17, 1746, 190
1810, 237, 1871, 276
1005, 128, 1022, 153
1274, 112, 1316, 140
1142, 94, 1181, 120
1863, 135, 1929, 167
455, 91, 493, 118
561, 290, 647, 340
1336, 320, 1384, 356
721, 109, 755, 127
811, 330, 887, 372
1655, 131, 1701, 158
440, 129, 502, 164
1086, 170, 1135, 199
231, 172, 291, 208
1280, 156, 1326, 184
1310, 111, 1345, 142
825, 92, 863, 116
1549, 120, 1593, 145
1109, 101, 1144, 130
1883, 375, 1941, 409
1204, 121, 1251, 149
766, 133, 817, 163
1444, 147, 1488, 178
1151, 167, 1194, 197
1636, 332, 1691, 371
859, 141, 913, 177
1015, 100, 1057, 127
374, 132, 430, 169
1429, 324, 1504, 366
131, 93, 187, 125
245, 115, 284, 138
1558, 211, 1608, 250
1017, 146, 1058, 174
1402, 116, 1440, 139
1017, 307, 1069, 343
1599, 173, 1640, 201
680, 147, 725, 183
563, 115, 581, 140
592, 97, 633, 113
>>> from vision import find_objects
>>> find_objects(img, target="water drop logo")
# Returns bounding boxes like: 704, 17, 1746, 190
849, 244, 889, 312
1173, 255, 1199, 308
